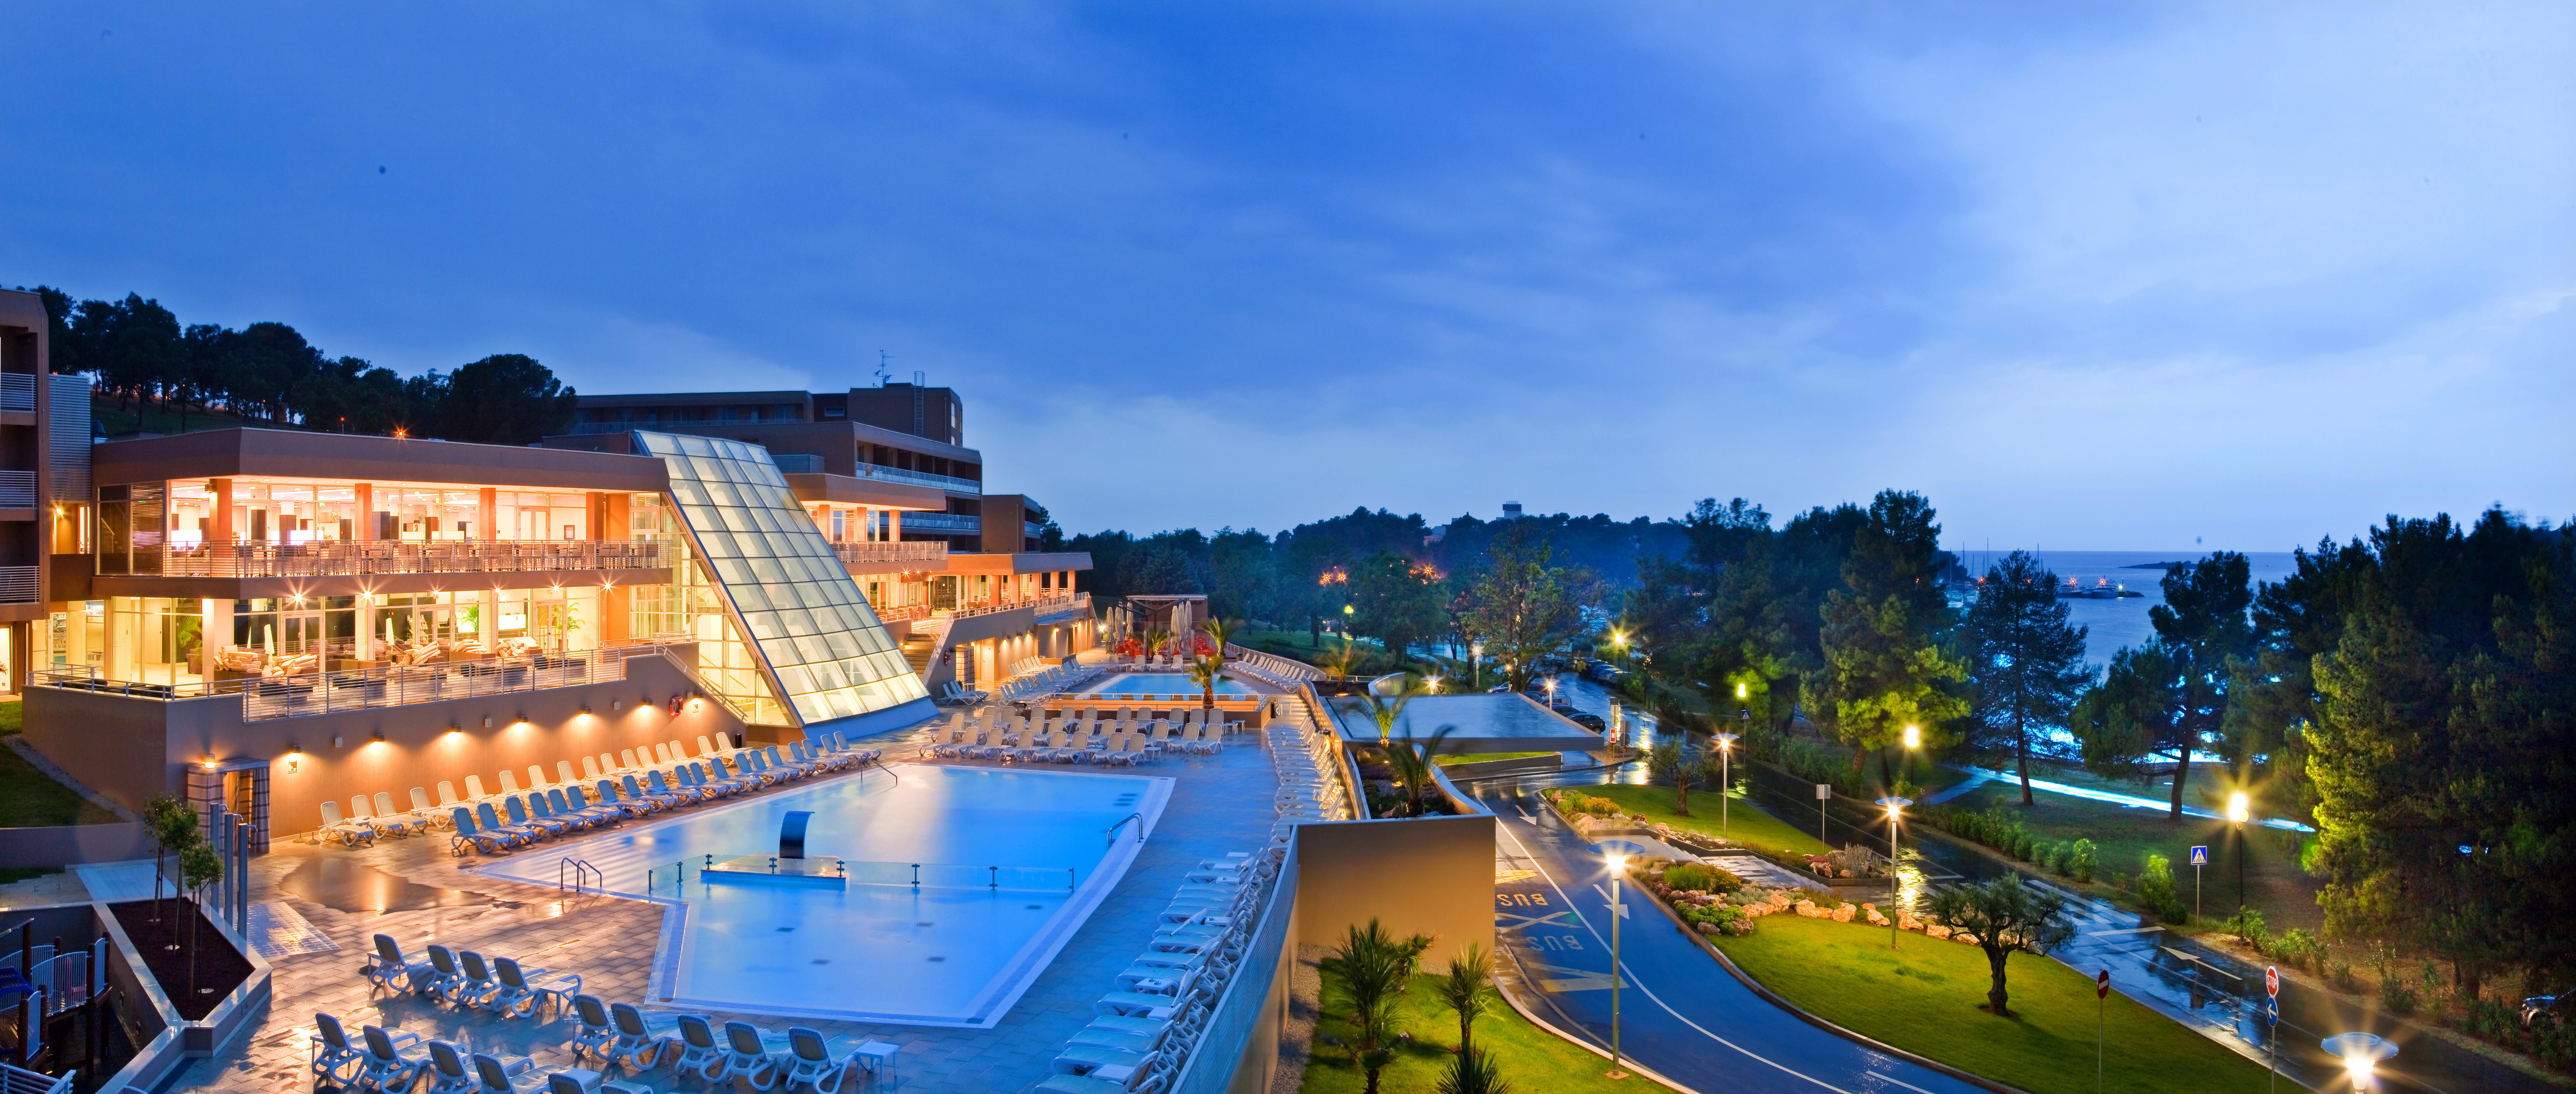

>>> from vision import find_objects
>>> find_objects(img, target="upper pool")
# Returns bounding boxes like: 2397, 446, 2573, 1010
1080, 672, 1261, 696
480, 763, 1170, 1027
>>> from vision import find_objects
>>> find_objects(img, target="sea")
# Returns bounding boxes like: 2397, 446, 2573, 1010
1951, 548, 2303, 672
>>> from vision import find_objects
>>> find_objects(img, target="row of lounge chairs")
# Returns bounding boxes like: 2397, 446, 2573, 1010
923, 714, 1229, 765
931, 680, 987, 706
346, 931, 902, 1093
1269, 706, 1357, 826
443, 738, 879, 857
1037, 849, 1284, 1094
992, 658, 1108, 701
1222, 649, 1319, 687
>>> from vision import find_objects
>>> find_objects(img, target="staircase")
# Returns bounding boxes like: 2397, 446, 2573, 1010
902, 635, 937, 675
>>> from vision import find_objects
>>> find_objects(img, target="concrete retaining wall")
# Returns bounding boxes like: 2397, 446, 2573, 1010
0, 822, 156, 870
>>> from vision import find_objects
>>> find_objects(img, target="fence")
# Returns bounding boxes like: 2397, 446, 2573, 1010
151, 538, 673, 579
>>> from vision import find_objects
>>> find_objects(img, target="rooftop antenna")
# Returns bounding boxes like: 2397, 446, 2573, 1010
874, 350, 893, 387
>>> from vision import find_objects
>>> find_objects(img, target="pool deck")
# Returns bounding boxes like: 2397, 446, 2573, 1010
139, 725, 1288, 1094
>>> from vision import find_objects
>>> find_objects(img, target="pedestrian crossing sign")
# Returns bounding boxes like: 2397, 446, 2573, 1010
2189, 845, 2209, 866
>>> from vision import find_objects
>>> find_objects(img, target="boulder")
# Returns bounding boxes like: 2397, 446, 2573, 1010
1925, 925, 1953, 940
1951, 932, 1980, 945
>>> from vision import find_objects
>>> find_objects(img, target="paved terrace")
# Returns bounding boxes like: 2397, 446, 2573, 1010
94, 719, 1294, 1094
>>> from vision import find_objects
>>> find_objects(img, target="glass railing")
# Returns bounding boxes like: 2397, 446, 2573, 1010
140, 538, 675, 579
33, 640, 698, 721
833, 541, 950, 566
895, 512, 979, 532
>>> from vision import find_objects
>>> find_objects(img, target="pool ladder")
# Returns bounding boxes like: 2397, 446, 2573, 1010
1104, 813, 1145, 847
558, 857, 602, 894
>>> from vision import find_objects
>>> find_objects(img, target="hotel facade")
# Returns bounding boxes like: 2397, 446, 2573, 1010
7, 309, 1091, 849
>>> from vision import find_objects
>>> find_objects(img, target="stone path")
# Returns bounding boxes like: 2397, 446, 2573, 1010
157, 728, 1282, 1094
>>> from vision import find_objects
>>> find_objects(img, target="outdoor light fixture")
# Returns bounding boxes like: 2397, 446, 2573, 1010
285, 746, 301, 774
332, 735, 343, 748
1425, 676, 1441, 694
1736, 681, 1748, 699
1605, 850, 1631, 1079
483, 717, 493, 729
1714, 732, 1740, 837
2322, 1033, 2395, 1091
2228, 791, 2250, 825
371, 730, 384, 743
1877, 796, 1913, 947
200, 758, 217, 769
2229, 791, 2253, 911
1903, 724, 1920, 749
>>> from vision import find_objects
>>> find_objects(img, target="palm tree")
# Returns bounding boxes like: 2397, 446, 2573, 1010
1322, 919, 1422, 1094
1647, 739, 1710, 817
1436, 1049, 1512, 1094
1188, 617, 1241, 711
1436, 942, 1495, 1056
1354, 678, 1422, 748
1320, 634, 1368, 680
1384, 725, 1460, 817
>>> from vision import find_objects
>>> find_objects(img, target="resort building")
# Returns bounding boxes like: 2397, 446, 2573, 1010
14, 357, 1091, 850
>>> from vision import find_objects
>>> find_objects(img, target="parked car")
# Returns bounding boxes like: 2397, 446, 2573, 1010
2526, 994, 2569, 1029
1585, 663, 1623, 684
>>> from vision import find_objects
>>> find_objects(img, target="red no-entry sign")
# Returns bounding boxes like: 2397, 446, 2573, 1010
2097, 970, 2110, 999
2266, 966, 2279, 998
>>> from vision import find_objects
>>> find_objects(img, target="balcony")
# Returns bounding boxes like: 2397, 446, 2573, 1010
0, 373, 32, 412
834, 540, 949, 566
0, 565, 35, 604
895, 512, 979, 534
149, 538, 675, 580
33, 640, 695, 722
853, 464, 981, 494
0, 470, 32, 509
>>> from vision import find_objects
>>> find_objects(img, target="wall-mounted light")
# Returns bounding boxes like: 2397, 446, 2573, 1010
285, 745, 301, 774
200, 757, 218, 769
580, 704, 591, 715
372, 730, 385, 743
332, 735, 344, 748
483, 717, 493, 729
612, 700, 622, 712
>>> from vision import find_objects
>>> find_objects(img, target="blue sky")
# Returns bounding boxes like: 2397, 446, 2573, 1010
4, 2, 2568, 550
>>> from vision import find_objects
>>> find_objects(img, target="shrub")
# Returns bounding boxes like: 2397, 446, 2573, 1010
2274, 928, 2323, 972
2380, 969, 2419, 1016
2013, 830, 2039, 861
2330, 961, 2359, 992
1665, 863, 1717, 892
2136, 853, 2188, 924
2222, 906, 2270, 952
2068, 838, 2097, 883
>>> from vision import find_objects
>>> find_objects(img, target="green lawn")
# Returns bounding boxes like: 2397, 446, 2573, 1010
1935, 780, 2321, 933
1438, 751, 1559, 767
1712, 915, 2271, 1094
1303, 969, 1631, 1094
0, 699, 21, 735
0, 720, 120, 828
1580, 783, 1830, 856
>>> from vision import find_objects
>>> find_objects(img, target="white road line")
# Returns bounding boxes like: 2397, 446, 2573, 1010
1496, 819, 1942, 1094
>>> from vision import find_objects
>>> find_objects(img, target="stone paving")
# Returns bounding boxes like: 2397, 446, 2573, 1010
152, 724, 1285, 1094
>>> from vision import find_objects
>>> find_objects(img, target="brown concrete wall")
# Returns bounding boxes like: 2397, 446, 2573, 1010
1290, 814, 1495, 968
21, 654, 749, 843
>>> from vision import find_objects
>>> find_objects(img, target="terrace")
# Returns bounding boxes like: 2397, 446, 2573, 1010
152, 538, 673, 580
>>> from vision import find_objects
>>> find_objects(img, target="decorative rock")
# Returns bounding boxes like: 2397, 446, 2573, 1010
1865, 909, 1891, 926
1952, 932, 1980, 945
1830, 904, 1855, 923
1925, 925, 1953, 940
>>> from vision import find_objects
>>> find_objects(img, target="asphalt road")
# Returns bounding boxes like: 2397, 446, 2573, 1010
1473, 773, 1992, 1094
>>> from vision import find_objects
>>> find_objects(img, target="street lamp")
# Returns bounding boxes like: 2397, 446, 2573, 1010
1470, 640, 1484, 688
2229, 791, 2251, 911
1425, 676, 1441, 694
1605, 851, 1630, 1079
1876, 796, 1912, 947
1714, 733, 1740, 838
2322, 1033, 2396, 1092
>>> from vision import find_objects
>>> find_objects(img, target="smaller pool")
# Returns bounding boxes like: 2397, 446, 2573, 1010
1081, 672, 1260, 697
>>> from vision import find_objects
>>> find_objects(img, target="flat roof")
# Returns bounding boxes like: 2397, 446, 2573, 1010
1323, 693, 1604, 753
93, 428, 670, 492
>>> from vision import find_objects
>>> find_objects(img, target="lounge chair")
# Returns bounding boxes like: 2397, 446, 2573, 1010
547, 1074, 649, 1094
464, 774, 494, 802
556, 760, 582, 786
1053, 1044, 1159, 1081
566, 995, 617, 1065
367, 933, 434, 995
319, 799, 376, 847
420, 944, 470, 1003
648, 769, 702, 806
624, 773, 682, 811
409, 787, 457, 829
782, 1027, 846, 1094
470, 1052, 545, 1094
580, 755, 603, 780
438, 781, 465, 809
490, 956, 580, 1019
503, 794, 565, 838
423, 1040, 480, 1094
454, 950, 504, 1010
719, 1020, 789, 1090
1034, 1064, 1170, 1094
608, 1002, 679, 1071
356, 1025, 429, 1093
672, 1015, 728, 1083
310, 1012, 368, 1088
520, 792, 575, 835
450, 808, 516, 856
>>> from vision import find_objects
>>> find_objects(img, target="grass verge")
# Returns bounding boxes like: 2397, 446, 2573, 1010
1935, 779, 2320, 932
1580, 783, 1829, 857
1438, 751, 1559, 767
0, 735, 121, 828
1710, 914, 2272, 1094
1302, 968, 1632, 1094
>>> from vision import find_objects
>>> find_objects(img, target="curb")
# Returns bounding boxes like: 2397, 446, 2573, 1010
1489, 947, 1697, 1094
1637, 887, 2035, 1094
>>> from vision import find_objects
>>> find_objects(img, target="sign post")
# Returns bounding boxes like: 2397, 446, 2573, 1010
2096, 969, 2110, 1094
2189, 845, 2210, 920
2265, 966, 2280, 1094
1816, 783, 1832, 847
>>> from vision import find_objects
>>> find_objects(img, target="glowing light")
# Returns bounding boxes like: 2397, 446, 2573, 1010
2228, 792, 2250, 825
200, 758, 218, 769
1903, 725, 1920, 749
1735, 682, 1748, 699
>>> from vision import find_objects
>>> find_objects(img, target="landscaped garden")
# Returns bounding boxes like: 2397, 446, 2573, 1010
1925, 778, 2319, 933
1707, 913, 2273, 1094
1303, 959, 1630, 1094
1567, 782, 1828, 858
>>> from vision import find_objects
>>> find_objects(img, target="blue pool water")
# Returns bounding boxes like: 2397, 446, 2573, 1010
1083, 672, 1258, 696
480, 764, 1170, 1026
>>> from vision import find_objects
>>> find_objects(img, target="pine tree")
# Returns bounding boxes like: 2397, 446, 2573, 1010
1965, 550, 2091, 806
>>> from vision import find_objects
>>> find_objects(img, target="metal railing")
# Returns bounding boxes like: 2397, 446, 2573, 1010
148, 538, 674, 579
940, 593, 1081, 621
852, 463, 981, 494
895, 511, 978, 533
0, 470, 32, 509
33, 640, 695, 721
874, 603, 935, 623
0, 566, 35, 604
833, 540, 949, 566
0, 373, 33, 412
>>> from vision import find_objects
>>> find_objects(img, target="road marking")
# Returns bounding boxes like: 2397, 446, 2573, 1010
1589, 884, 1631, 917
1495, 819, 1941, 1094
1497, 909, 1578, 930
2082, 926, 2163, 938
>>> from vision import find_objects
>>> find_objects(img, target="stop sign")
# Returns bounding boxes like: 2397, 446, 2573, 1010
2266, 966, 2280, 998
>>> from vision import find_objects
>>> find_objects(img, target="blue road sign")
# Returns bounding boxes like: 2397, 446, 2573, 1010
2189, 845, 2210, 866
2266, 999, 2279, 1025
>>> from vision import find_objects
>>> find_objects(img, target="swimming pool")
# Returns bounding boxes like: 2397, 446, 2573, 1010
1081, 672, 1260, 696
479, 764, 1170, 1026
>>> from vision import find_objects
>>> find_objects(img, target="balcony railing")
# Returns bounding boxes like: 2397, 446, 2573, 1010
144, 538, 675, 580
0, 470, 32, 508
895, 512, 978, 534
947, 593, 1085, 621
0, 565, 35, 604
834, 540, 950, 566
855, 464, 981, 494
33, 640, 695, 722
0, 373, 33, 412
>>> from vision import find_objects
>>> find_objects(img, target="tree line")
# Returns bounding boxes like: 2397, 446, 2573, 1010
1077, 496, 2573, 991
16, 286, 579, 444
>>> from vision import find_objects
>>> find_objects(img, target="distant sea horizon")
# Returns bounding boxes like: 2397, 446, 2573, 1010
1951, 548, 2302, 670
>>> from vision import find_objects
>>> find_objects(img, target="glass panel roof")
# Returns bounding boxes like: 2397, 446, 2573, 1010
637, 431, 928, 726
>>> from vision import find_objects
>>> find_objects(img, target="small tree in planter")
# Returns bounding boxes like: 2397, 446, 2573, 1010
178, 840, 225, 999
1927, 874, 2074, 1017
144, 793, 198, 929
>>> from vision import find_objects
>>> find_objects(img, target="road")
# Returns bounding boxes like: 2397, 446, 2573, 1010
1471, 773, 1990, 1094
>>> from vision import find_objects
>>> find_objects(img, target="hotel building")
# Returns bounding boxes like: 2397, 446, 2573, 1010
12, 330, 1092, 847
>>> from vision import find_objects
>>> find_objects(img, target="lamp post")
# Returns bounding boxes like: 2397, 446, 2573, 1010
2228, 791, 2251, 912
1714, 733, 1740, 838
1606, 851, 1630, 1079
1471, 641, 1483, 689
1876, 796, 1912, 947
1901, 723, 1920, 790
